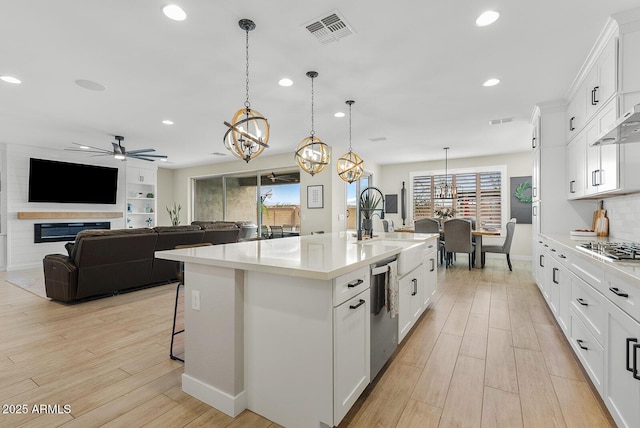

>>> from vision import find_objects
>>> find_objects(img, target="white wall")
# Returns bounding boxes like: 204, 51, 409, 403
379, 151, 534, 259
5, 144, 126, 270
156, 167, 175, 226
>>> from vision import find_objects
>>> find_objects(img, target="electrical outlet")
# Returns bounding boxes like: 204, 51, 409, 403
191, 290, 200, 311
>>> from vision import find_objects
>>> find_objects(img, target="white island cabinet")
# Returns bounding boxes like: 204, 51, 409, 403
156, 231, 438, 428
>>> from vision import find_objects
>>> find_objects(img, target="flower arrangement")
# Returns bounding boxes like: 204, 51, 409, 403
434, 206, 456, 219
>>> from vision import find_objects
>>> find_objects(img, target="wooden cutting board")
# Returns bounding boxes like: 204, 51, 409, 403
592, 200, 609, 237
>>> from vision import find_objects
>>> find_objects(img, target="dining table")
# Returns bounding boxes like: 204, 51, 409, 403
394, 226, 501, 269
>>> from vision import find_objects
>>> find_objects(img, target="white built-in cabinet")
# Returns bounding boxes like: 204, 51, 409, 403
534, 237, 640, 428
398, 241, 437, 343
125, 165, 157, 228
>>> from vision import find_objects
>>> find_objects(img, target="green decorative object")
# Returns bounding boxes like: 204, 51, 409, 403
166, 202, 181, 226
146, 192, 154, 198
514, 181, 532, 204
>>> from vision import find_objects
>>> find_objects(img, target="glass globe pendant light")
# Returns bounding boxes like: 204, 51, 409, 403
295, 71, 330, 176
337, 100, 364, 183
435, 147, 458, 199
223, 19, 270, 162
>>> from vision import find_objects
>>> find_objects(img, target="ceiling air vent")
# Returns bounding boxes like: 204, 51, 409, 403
489, 117, 514, 125
303, 10, 355, 44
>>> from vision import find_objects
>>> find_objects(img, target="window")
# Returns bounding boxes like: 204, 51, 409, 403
410, 166, 506, 228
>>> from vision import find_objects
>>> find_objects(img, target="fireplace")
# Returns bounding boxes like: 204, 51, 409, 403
34, 222, 110, 243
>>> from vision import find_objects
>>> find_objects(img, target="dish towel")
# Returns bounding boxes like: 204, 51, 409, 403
386, 263, 399, 318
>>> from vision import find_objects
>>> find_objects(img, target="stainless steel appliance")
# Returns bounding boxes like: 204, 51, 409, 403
576, 241, 640, 261
370, 256, 399, 380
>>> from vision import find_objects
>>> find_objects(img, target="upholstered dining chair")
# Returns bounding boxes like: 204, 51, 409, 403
444, 218, 475, 270
260, 225, 271, 239
270, 225, 283, 238
481, 218, 517, 271
414, 218, 440, 233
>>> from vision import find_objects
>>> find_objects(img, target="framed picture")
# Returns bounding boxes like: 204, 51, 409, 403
307, 185, 324, 209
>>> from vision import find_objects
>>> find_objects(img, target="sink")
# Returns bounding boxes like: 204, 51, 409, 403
359, 240, 426, 275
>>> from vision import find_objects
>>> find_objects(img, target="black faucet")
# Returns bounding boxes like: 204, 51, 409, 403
357, 186, 385, 241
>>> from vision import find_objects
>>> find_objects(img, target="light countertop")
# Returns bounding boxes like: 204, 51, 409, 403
155, 231, 439, 281
541, 233, 640, 287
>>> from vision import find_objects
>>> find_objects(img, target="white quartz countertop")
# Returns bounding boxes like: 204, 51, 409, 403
541, 233, 640, 287
155, 231, 438, 280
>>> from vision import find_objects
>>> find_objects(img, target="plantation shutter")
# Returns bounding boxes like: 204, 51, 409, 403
478, 171, 502, 228
455, 173, 477, 219
412, 175, 432, 219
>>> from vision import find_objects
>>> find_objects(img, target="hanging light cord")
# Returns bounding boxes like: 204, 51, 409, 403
310, 76, 315, 137
348, 102, 353, 152
244, 27, 250, 109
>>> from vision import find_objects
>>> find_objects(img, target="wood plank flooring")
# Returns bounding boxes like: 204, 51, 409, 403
0, 259, 615, 427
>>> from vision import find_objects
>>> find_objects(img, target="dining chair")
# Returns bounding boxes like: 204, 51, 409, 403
481, 218, 517, 270
260, 225, 271, 239
270, 225, 284, 238
414, 218, 440, 233
444, 218, 475, 270
282, 224, 293, 232
459, 217, 477, 230
382, 219, 395, 232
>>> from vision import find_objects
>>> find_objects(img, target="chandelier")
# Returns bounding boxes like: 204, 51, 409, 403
337, 100, 364, 183
223, 19, 270, 162
295, 71, 330, 176
435, 147, 458, 199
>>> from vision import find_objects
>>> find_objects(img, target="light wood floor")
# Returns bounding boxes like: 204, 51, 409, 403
0, 258, 615, 427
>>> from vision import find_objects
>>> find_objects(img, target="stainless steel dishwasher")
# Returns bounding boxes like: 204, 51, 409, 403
370, 256, 399, 380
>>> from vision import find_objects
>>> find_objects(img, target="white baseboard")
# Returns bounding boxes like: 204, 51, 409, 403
182, 373, 246, 418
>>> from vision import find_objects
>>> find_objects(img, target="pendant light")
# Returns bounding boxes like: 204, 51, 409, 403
295, 71, 330, 176
223, 19, 270, 163
436, 147, 458, 199
337, 100, 364, 183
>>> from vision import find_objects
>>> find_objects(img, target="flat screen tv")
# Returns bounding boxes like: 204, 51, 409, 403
28, 158, 119, 204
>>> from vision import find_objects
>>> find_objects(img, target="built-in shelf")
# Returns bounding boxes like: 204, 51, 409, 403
17, 212, 123, 220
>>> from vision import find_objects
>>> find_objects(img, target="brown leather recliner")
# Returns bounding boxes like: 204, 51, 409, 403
43, 228, 158, 302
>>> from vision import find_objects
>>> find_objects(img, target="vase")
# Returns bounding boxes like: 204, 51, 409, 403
362, 218, 373, 237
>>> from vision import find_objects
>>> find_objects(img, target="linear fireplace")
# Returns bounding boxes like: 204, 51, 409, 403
34, 222, 110, 243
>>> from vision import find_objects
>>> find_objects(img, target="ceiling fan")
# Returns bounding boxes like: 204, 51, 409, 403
66, 136, 167, 162
265, 171, 300, 183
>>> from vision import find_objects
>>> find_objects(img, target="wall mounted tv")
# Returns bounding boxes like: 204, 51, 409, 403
28, 158, 119, 204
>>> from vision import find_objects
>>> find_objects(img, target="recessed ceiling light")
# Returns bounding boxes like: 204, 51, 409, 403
334, 112, 345, 118
75, 79, 107, 91
0, 75, 21, 84
163, 4, 187, 21
278, 78, 293, 87
162, 120, 174, 125
483, 78, 501, 87
476, 10, 500, 27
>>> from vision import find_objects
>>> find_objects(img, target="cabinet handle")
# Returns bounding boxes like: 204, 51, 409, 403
539, 254, 545, 268
559, 254, 566, 259
532, 136, 537, 149
592, 170, 597, 187
576, 298, 589, 306
634, 343, 640, 380
550, 248, 556, 252
347, 279, 364, 288
609, 287, 629, 298
552, 267, 559, 284
544, 244, 549, 248
532, 205, 537, 217
532, 187, 537, 198
349, 299, 365, 310
626, 338, 637, 372
569, 180, 575, 193
576, 339, 588, 351
591, 86, 599, 105
569, 116, 575, 131
411, 278, 418, 296
430, 258, 435, 272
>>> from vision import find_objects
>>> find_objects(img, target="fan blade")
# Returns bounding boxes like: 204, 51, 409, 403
70, 142, 111, 153
127, 153, 166, 158
126, 148, 156, 154
65, 148, 111, 154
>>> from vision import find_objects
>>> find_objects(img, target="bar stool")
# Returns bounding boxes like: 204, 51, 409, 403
170, 242, 212, 362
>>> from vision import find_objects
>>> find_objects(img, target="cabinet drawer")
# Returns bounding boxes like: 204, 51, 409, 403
570, 252, 604, 290
571, 274, 606, 345
570, 307, 604, 393
334, 267, 369, 306
605, 271, 640, 323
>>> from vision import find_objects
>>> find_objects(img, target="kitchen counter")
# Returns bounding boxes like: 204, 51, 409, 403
155, 231, 439, 428
156, 230, 438, 280
541, 233, 640, 287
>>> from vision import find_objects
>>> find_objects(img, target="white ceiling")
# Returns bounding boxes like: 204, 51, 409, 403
1, 1, 639, 168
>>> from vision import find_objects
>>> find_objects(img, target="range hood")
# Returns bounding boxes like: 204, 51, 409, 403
591, 103, 640, 146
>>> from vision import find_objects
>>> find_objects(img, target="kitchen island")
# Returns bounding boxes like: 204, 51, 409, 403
156, 231, 438, 428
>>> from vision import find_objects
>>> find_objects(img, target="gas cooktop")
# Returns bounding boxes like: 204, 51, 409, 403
577, 242, 640, 261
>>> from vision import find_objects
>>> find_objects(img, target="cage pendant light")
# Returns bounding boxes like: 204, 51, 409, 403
436, 147, 458, 199
337, 100, 364, 183
223, 19, 270, 163
295, 71, 330, 176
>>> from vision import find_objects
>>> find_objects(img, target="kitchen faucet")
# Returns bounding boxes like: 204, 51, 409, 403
357, 186, 385, 241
